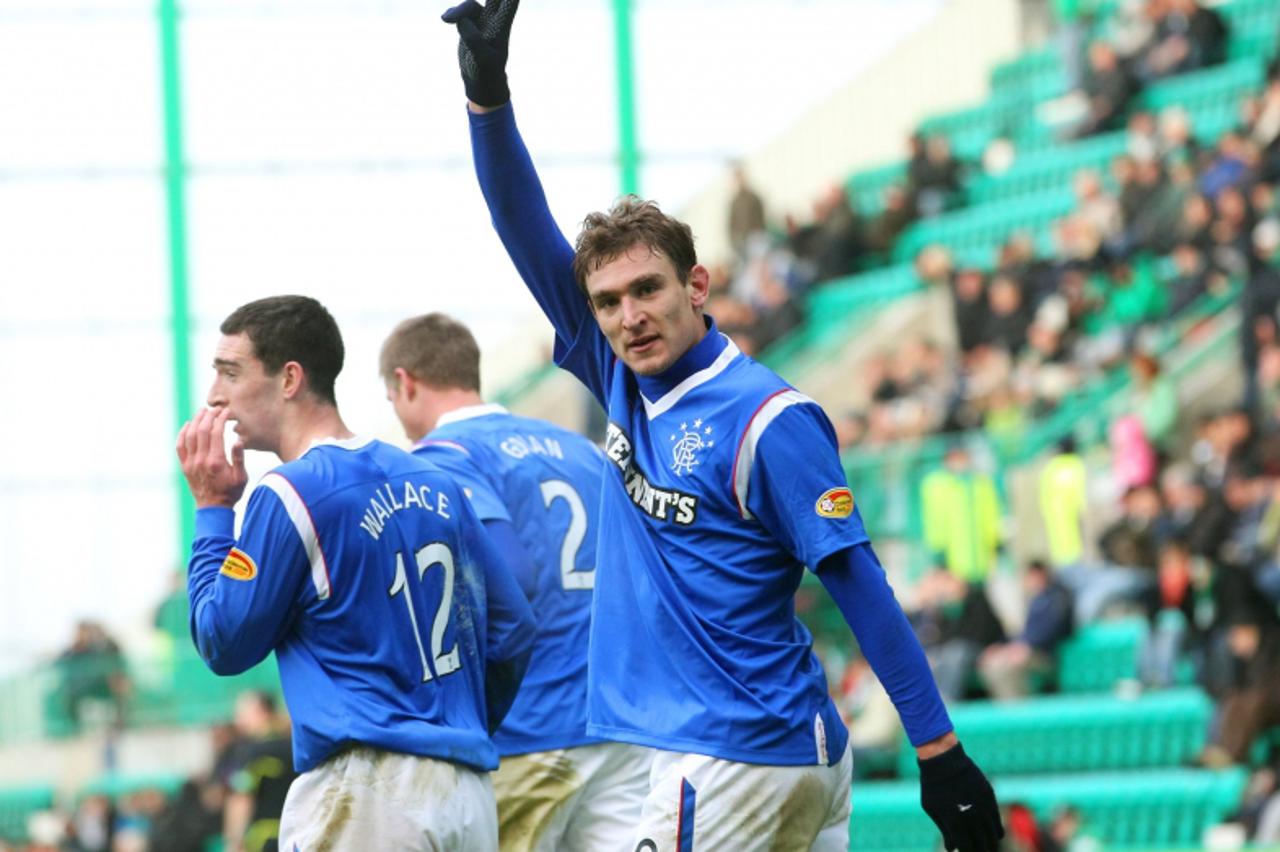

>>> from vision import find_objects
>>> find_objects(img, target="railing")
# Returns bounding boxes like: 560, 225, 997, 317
0, 648, 279, 745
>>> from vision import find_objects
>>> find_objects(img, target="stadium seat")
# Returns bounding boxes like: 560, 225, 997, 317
1057, 617, 1149, 693
895, 688, 1213, 777
891, 189, 1076, 264
845, 162, 907, 218
849, 768, 1247, 851
0, 784, 55, 844
79, 770, 186, 801
804, 265, 923, 342
1136, 58, 1265, 114
968, 131, 1127, 205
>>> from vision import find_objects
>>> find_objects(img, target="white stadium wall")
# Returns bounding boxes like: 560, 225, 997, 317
679, 0, 1023, 267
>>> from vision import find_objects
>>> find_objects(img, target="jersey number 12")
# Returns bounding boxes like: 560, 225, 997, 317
388, 542, 461, 683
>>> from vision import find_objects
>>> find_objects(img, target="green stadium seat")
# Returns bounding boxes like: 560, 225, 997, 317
849, 768, 1247, 851
919, 98, 1040, 160
991, 48, 1058, 93
1058, 617, 1149, 693
0, 784, 55, 844
79, 771, 186, 802
969, 131, 1127, 205
845, 162, 907, 217
1136, 58, 1265, 114
759, 264, 924, 378
892, 189, 1076, 264
895, 688, 1212, 778
1228, 27, 1279, 64
804, 265, 923, 342
165, 649, 280, 727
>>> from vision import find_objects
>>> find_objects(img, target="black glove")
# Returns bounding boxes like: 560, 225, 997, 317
919, 743, 1004, 852
441, 0, 520, 108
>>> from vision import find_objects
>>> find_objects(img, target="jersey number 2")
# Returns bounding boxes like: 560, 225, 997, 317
540, 480, 595, 590
388, 542, 461, 683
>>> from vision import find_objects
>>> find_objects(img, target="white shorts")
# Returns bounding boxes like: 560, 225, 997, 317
278, 746, 498, 851
630, 744, 853, 852
494, 741, 652, 852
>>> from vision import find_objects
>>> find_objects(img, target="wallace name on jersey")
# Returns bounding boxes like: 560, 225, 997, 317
605, 422, 699, 525
358, 479, 454, 541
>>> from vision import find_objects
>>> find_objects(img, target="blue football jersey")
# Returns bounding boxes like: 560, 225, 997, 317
413, 404, 607, 756
471, 105, 871, 766
572, 326, 865, 765
186, 437, 536, 773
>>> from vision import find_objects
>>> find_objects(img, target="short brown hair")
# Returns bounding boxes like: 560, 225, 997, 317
571, 196, 697, 294
222, 295, 343, 406
379, 313, 481, 393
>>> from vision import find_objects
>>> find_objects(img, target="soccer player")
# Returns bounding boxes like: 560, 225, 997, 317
380, 312, 650, 852
441, 3, 1004, 850
176, 295, 536, 850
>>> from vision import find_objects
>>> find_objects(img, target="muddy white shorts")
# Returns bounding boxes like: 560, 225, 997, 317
278, 746, 498, 851
494, 741, 653, 852
629, 743, 853, 852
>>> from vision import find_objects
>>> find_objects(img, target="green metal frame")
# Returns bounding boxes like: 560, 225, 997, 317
158, 0, 195, 565
612, 0, 639, 196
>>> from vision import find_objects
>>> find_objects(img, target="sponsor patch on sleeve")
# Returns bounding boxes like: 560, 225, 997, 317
815, 487, 854, 519
220, 548, 257, 581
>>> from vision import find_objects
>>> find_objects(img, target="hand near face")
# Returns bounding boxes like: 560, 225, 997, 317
176, 407, 248, 509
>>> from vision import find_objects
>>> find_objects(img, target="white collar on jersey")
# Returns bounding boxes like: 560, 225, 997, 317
435, 402, 509, 427
640, 336, 740, 420
304, 435, 374, 453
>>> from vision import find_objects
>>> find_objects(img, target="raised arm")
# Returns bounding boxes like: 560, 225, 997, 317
443, 0, 591, 351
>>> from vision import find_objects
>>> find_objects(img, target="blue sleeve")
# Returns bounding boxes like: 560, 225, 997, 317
816, 543, 954, 747
482, 517, 538, 601
187, 493, 309, 676
413, 443, 511, 524
464, 508, 536, 732
744, 402, 870, 570
468, 103, 612, 403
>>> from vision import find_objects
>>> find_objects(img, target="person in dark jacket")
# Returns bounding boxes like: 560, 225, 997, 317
913, 570, 1007, 703
1074, 41, 1136, 138
1202, 571, 1280, 765
1139, 0, 1228, 81
978, 561, 1074, 699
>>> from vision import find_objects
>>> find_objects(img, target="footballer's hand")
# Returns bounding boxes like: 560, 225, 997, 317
176, 407, 248, 509
442, 0, 519, 109
918, 743, 1003, 852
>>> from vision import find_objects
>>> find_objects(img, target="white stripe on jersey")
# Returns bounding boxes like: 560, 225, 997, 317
261, 472, 332, 601
415, 439, 471, 455
435, 403, 509, 427
641, 336, 740, 420
732, 389, 813, 520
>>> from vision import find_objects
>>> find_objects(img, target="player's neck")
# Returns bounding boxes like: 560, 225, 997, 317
278, 404, 355, 462
635, 316, 725, 401
423, 388, 486, 435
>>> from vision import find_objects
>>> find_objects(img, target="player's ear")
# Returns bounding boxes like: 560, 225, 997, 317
281, 361, 306, 401
687, 264, 711, 310
394, 367, 416, 401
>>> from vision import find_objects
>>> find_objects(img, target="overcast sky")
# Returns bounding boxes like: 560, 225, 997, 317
0, 0, 943, 670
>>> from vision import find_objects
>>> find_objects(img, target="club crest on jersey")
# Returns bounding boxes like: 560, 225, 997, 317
669, 418, 715, 476
815, 487, 854, 519
220, 548, 257, 581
